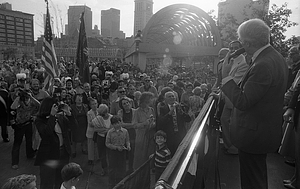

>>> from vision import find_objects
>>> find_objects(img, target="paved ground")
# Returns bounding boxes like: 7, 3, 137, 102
0, 126, 294, 189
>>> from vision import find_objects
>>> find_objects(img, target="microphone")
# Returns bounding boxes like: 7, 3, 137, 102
218, 48, 246, 65
228, 48, 245, 60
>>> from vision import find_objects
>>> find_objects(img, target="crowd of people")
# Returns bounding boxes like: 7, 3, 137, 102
0, 18, 300, 189
0, 40, 213, 188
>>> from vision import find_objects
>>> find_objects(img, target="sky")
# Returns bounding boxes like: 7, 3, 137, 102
3, 0, 300, 40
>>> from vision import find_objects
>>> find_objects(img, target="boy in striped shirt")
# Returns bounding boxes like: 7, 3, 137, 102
154, 130, 172, 181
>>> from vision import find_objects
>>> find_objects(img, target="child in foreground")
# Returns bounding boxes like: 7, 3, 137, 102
153, 130, 171, 181
60, 162, 83, 189
106, 115, 131, 189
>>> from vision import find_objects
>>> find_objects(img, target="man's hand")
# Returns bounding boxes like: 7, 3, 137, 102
209, 92, 220, 100
283, 108, 294, 122
50, 104, 58, 116
117, 146, 123, 151
222, 52, 235, 78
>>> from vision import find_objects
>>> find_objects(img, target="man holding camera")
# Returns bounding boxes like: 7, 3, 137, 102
10, 89, 40, 170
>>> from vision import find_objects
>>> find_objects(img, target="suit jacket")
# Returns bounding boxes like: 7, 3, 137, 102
82, 91, 91, 105
221, 46, 288, 154
157, 102, 191, 154
34, 114, 75, 166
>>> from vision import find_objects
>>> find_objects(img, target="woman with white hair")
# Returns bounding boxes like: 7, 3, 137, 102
92, 103, 112, 176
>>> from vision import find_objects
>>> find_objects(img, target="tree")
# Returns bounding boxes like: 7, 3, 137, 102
2, 48, 18, 60
244, 1, 298, 56
216, 0, 298, 52
263, 3, 298, 56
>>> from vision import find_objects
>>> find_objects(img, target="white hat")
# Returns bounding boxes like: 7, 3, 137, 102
16, 73, 26, 79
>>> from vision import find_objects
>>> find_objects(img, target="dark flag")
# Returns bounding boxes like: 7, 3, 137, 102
41, 1, 59, 90
76, 12, 90, 84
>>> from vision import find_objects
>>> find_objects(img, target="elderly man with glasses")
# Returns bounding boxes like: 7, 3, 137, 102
110, 87, 134, 115
139, 76, 158, 98
220, 19, 288, 189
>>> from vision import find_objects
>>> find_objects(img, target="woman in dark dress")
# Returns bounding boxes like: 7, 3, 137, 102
34, 97, 75, 189
70, 94, 88, 157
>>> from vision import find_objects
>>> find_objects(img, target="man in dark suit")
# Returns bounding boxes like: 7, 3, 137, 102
157, 91, 191, 155
82, 82, 91, 106
220, 19, 288, 189
0, 77, 10, 142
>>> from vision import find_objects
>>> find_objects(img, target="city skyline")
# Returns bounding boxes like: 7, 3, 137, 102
5, 0, 300, 40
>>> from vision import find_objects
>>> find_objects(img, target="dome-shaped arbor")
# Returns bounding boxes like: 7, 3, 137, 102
125, 4, 222, 70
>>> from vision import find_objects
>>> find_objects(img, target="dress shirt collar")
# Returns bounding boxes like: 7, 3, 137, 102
112, 127, 124, 132
251, 44, 271, 63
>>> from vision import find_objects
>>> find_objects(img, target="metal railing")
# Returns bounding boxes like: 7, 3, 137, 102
155, 96, 217, 189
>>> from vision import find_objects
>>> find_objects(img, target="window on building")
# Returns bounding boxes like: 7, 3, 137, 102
16, 22, 23, 26
15, 18, 23, 22
0, 15, 5, 19
0, 37, 6, 41
7, 38, 15, 42
24, 27, 32, 31
6, 16, 14, 21
24, 19, 32, 23
17, 35, 24, 39
6, 21, 14, 25
0, 20, 4, 24
7, 34, 15, 38
25, 31, 32, 36
8, 29, 15, 33
24, 23, 31, 27
16, 26, 23, 30
0, 33, 5, 37
25, 40, 32, 44
17, 39, 24, 43
0, 28, 5, 33
25, 36, 32, 39
16, 31, 23, 35
8, 42, 16, 45
7, 25, 15, 29
0, 23, 5, 28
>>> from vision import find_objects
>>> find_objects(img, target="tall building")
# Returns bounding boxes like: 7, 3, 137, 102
218, 0, 269, 43
68, 5, 92, 37
133, 0, 153, 36
101, 8, 120, 39
0, 2, 35, 60
91, 25, 100, 37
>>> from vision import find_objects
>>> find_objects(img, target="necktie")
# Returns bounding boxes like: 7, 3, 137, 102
172, 105, 178, 132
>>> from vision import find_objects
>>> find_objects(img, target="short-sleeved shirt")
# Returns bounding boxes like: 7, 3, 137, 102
106, 127, 129, 148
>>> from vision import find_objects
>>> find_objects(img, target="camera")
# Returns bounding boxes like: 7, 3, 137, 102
19, 89, 30, 102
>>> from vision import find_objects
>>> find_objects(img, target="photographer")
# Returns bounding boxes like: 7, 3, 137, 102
34, 98, 75, 189
10, 89, 40, 170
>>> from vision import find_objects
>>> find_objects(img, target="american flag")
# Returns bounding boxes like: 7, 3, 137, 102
76, 12, 90, 84
41, 3, 59, 90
